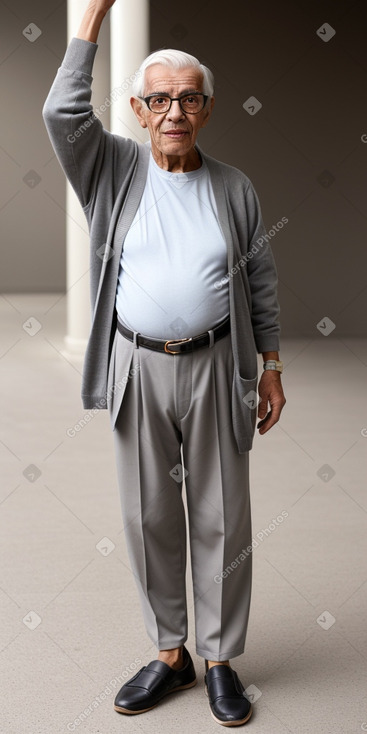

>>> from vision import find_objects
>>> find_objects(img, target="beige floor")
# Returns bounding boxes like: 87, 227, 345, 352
1, 293, 367, 734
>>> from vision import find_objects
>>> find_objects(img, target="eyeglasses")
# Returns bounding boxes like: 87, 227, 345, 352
139, 93, 208, 114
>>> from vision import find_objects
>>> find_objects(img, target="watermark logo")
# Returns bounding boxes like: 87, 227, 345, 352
23, 170, 41, 188
316, 23, 336, 42
22, 316, 42, 336
169, 172, 188, 189
67, 71, 141, 144
214, 217, 288, 289
23, 611, 42, 630
243, 96, 262, 115
214, 511, 289, 584
316, 611, 335, 630
96, 537, 115, 556
317, 170, 335, 188
23, 464, 42, 483
243, 390, 260, 409
96, 243, 114, 262
169, 317, 189, 337
316, 317, 336, 336
169, 464, 188, 483
245, 684, 262, 703
66, 658, 142, 731
316, 464, 335, 483
66, 364, 140, 438
23, 23, 42, 42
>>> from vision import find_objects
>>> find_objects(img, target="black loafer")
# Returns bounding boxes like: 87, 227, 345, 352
114, 646, 196, 714
204, 661, 252, 726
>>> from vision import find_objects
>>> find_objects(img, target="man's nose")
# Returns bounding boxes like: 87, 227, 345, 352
166, 100, 185, 121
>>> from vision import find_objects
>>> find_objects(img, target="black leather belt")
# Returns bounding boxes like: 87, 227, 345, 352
116, 316, 230, 354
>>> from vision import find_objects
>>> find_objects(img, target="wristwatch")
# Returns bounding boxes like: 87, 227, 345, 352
263, 360, 283, 373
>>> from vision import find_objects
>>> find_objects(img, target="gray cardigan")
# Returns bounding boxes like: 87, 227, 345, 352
42, 37, 280, 453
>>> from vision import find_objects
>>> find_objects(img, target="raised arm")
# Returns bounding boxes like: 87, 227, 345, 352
42, 0, 117, 210
76, 0, 117, 43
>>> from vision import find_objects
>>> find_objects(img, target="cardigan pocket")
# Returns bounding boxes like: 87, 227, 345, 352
231, 371, 258, 453
107, 329, 135, 430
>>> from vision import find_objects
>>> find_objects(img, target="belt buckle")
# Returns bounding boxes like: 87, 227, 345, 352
164, 337, 192, 354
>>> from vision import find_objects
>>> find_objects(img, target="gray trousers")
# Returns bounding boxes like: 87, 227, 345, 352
108, 326, 252, 661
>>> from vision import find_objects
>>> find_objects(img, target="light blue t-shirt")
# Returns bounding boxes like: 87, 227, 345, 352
115, 152, 229, 339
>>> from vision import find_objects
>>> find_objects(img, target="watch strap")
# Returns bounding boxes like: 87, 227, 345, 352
263, 359, 283, 373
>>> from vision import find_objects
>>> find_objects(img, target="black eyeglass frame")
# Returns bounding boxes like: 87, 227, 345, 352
138, 92, 209, 114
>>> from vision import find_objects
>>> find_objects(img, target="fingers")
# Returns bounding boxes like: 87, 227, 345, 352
256, 382, 286, 435
257, 405, 281, 434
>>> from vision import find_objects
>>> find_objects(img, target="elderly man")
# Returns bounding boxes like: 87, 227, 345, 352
43, 0, 285, 727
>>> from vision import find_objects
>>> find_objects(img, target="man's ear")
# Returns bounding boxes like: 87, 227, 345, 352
130, 97, 148, 128
201, 96, 215, 129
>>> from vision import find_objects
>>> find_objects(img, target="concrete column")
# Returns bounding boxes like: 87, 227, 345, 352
110, 0, 149, 140
64, 0, 110, 354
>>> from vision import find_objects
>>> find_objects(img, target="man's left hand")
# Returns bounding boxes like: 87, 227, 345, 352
257, 371, 286, 435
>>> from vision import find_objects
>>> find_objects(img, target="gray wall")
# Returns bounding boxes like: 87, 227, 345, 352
1, 0, 366, 337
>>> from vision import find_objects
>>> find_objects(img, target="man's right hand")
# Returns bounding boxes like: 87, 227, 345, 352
87, 0, 117, 14
76, 0, 118, 44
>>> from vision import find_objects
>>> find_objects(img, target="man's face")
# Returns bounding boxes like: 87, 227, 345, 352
130, 63, 214, 164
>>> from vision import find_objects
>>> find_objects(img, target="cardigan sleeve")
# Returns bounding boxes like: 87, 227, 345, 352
244, 182, 281, 353
42, 37, 108, 211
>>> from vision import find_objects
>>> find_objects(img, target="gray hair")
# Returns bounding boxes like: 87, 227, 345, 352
131, 48, 214, 99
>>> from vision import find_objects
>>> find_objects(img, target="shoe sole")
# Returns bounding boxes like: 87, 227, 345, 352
114, 678, 197, 715
205, 684, 253, 727
209, 706, 253, 727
